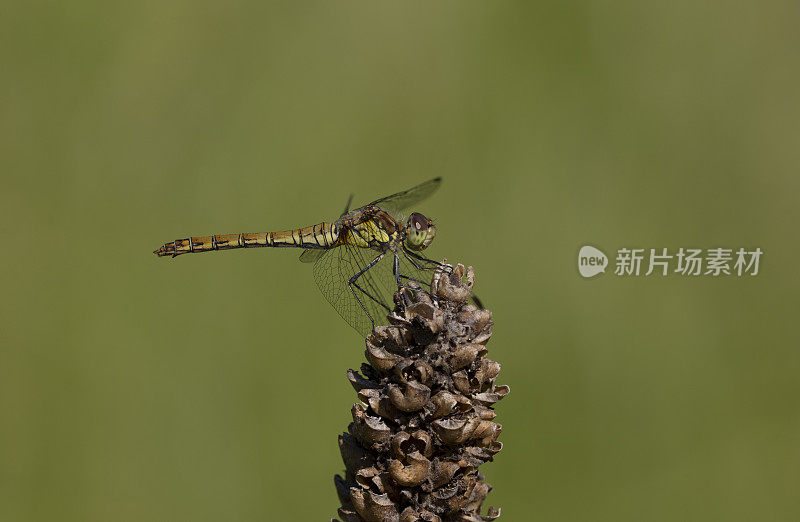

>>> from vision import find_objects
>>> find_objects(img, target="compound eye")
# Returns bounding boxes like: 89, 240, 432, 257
409, 212, 428, 231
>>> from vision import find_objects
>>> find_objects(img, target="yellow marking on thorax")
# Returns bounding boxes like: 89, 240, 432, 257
344, 220, 393, 249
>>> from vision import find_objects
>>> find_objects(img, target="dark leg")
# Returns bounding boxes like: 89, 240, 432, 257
389, 250, 429, 288
348, 252, 389, 329
403, 249, 452, 273
392, 250, 438, 290
398, 274, 429, 288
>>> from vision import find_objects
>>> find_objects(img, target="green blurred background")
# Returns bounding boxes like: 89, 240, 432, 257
2, 1, 799, 521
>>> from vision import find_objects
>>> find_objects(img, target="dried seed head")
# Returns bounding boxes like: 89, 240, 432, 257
333, 263, 507, 522
388, 381, 432, 412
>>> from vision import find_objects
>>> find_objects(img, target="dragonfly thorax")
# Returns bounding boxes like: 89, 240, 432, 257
403, 212, 436, 251
337, 206, 400, 250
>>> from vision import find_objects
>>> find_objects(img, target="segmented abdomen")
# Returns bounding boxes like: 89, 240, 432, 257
154, 222, 338, 257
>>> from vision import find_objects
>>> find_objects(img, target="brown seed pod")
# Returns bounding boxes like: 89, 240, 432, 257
333, 263, 506, 522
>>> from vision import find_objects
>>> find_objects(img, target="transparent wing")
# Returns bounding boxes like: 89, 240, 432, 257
367, 177, 442, 218
310, 244, 434, 336
299, 248, 325, 263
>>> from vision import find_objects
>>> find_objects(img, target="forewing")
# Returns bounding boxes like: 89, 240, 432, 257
367, 177, 442, 218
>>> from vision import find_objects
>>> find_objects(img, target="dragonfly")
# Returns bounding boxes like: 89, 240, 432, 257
154, 178, 449, 336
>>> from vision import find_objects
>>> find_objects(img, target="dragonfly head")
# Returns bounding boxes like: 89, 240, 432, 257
404, 212, 436, 251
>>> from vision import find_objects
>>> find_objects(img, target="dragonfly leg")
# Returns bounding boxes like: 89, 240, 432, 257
398, 274, 429, 289
389, 251, 432, 289
403, 249, 452, 273
393, 253, 401, 286
348, 251, 390, 330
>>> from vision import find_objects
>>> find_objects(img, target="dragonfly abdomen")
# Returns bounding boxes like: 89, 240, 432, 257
154, 222, 338, 257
